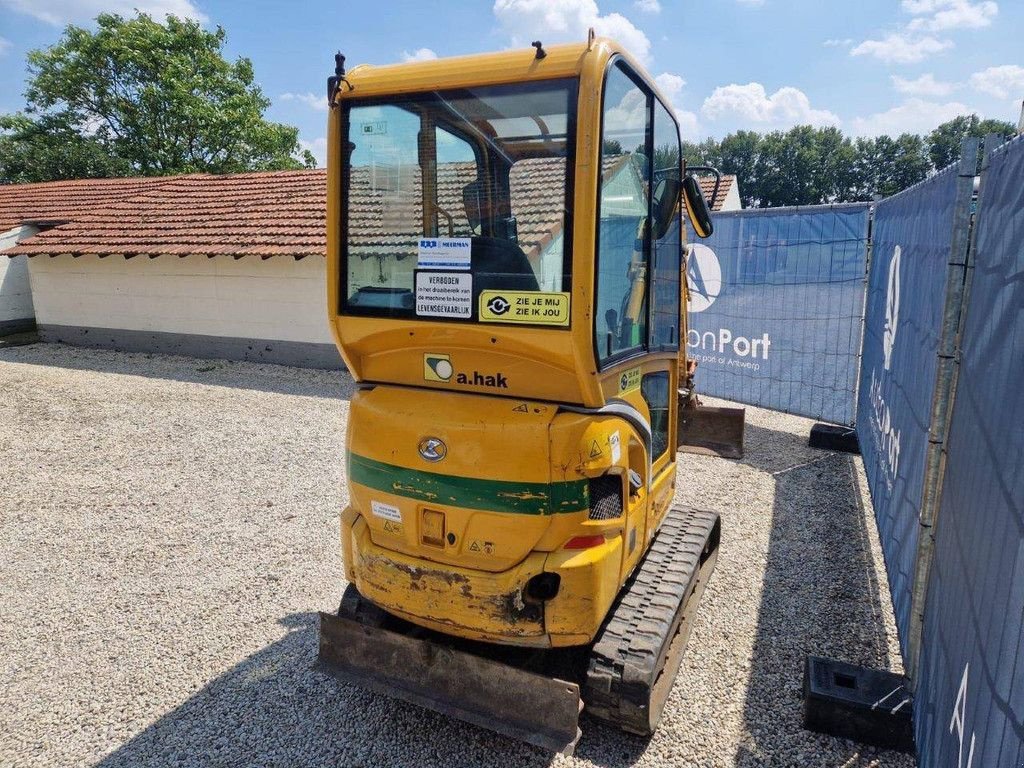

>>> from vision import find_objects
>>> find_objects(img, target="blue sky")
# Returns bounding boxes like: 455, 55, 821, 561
1, 0, 1022, 166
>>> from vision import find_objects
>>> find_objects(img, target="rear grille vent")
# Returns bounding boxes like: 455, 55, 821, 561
588, 474, 623, 520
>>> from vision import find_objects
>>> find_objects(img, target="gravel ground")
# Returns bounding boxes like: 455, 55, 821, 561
0, 344, 915, 768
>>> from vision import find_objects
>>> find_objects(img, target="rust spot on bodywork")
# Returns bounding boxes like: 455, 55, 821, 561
364, 554, 469, 586
489, 590, 542, 625
392, 482, 439, 501
496, 490, 548, 502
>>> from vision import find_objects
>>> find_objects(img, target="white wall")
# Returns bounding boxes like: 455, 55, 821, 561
0, 226, 39, 328
719, 181, 742, 212
27, 254, 334, 345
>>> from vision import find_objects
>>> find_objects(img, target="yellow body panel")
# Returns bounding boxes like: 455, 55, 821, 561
327, 37, 692, 647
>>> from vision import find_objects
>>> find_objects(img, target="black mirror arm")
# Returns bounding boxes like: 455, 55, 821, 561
685, 165, 721, 209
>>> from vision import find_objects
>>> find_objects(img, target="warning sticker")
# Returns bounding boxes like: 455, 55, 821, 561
478, 291, 570, 326
609, 431, 622, 463
416, 272, 472, 318
417, 238, 472, 270
469, 540, 495, 555
371, 500, 402, 523
617, 367, 641, 395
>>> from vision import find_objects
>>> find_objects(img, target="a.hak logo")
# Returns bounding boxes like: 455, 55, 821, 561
686, 243, 722, 313
883, 245, 901, 371
423, 353, 508, 389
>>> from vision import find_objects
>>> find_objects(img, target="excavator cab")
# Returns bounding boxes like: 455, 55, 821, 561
319, 35, 740, 754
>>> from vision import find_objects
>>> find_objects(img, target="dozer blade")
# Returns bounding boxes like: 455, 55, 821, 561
317, 612, 583, 755
677, 399, 745, 459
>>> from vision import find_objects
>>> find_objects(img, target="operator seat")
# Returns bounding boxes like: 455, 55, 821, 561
463, 180, 539, 307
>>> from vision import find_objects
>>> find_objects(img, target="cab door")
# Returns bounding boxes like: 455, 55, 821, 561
592, 60, 685, 577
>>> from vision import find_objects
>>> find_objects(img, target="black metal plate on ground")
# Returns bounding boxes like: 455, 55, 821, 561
808, 423, 860, 454
803, 655, 914, 753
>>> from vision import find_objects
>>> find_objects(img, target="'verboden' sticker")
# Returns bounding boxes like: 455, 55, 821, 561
609, 431, 622, 463
417, 238, 472, 270
371, 500, 402, 523
415, 272, 472, 318
478, 290, 570, 326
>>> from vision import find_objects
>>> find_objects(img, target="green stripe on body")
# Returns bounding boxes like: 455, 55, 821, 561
348, 453, 588, 515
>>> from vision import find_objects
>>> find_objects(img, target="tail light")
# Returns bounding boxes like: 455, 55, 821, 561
564, 534, 606, 550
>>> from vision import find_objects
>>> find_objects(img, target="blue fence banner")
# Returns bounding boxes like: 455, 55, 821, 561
915, 136, 1024, 767
686, 203, 869, 425
855, 167, 961, 661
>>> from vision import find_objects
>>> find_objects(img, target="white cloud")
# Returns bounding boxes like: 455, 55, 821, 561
278, 92, 328, 112
299, 136, 327, 168
0, 0, 207, 25
850, 97, 973, 136
850, 33, 953, 64
634, 0, 660, 13
0, 36, 11, 55
493, 0, 651, 65
903, 0, 997, 32
969, 64, 1024, 99
654, 72, 699, 138
891, 72, 957, 97
700, 82, 840, 128
401, 47, 438, 62
823, 38, 853, 48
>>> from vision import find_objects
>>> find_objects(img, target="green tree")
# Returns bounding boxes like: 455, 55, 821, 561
0, 113, 131, 183
928, 114, 1016, 170
816, 126, 859, 203
716, 131, 760, 207
2, 12, 314, 183
853, 133, 930, 198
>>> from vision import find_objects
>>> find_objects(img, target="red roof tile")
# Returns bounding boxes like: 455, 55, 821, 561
697, 174, 738, 211
4, 170, 328, 258
0, 176, 174, 232
2, 155, 693, 258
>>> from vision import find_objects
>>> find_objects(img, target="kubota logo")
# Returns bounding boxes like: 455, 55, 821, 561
417, 437, 447, 462
686, 244, 722, 313
883, 245, 901, 371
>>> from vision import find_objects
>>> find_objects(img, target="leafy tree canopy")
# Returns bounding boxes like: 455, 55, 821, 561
682, 115, 1016, 208
1, 12, 315, 183
927, 114, 1017, 170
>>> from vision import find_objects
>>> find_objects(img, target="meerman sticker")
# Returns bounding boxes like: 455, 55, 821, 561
478, 290, 570, 326
416, 238, 472, 270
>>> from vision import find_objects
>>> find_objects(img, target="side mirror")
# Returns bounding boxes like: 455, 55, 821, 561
651, 176, 681, 241
682, 175, 714, 238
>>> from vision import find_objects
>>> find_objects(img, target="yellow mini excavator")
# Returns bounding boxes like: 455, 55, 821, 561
317, 33, 744, 754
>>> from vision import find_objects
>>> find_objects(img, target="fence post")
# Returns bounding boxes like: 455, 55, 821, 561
905, 137, 984, 688
851, 206, 875, 420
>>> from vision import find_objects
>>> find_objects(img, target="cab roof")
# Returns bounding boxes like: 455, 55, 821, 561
333, 38, 665, 107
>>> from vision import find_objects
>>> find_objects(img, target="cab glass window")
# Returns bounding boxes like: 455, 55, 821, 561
595, 64, 650, 364
341, 80, 576, 323
650, 100, 681, 349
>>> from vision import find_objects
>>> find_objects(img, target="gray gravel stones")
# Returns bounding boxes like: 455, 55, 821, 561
0, 344, 915, 767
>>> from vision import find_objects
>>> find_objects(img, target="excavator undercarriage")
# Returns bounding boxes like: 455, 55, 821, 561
318, 507, 720, 754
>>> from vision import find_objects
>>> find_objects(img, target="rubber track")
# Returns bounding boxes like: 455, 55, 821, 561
583, 506, 720, 735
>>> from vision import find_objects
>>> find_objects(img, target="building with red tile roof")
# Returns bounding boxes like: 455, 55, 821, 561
0, 162, 738, 364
